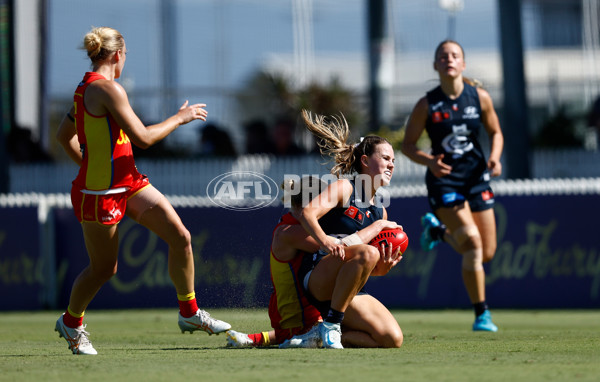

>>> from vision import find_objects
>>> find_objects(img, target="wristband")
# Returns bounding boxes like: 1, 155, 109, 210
340, 233, 363, 247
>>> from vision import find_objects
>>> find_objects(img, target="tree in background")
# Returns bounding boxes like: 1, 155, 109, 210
235, 71, 366, 153
535, 105, 584, 148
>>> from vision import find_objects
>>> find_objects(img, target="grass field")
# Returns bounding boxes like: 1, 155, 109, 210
0, 309, 598, 382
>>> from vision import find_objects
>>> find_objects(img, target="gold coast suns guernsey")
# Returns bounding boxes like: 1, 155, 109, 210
268, 213, 322, 330
72, 72, 140, 191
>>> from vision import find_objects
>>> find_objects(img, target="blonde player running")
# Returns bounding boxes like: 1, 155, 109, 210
55, 27, 230, 355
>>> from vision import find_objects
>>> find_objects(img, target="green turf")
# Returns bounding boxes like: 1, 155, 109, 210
0, 309, 598, 382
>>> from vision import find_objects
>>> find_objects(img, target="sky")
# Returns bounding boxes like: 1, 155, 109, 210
47, 0, 500, 150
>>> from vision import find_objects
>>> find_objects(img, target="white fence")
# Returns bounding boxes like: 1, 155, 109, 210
7, 149, 600, 196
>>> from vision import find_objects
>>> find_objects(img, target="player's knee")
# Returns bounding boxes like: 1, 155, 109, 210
482, 246, 496, 263
355, 244, 380, 267
170, 226, 192, 250
462, 248, 484, 271
452, 224, 481, 253
375, 327, 403, 348
386, 329, 403, 348
365, 245, 381, 267
90, 263, 118, 282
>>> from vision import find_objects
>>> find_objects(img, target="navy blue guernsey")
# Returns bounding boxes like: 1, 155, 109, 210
425, 83, 488, 187
318, 180, 384, 236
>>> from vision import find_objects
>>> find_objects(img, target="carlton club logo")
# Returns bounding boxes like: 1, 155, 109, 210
206, 171, 279, 211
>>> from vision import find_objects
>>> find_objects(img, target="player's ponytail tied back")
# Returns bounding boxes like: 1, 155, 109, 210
83, 26, 124, 63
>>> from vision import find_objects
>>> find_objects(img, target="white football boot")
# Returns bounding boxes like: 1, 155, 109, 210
279, 324, 322, 349
178, 309, 231, 335
55, 314, 98, 355
318, 321, 343, 349
226, 330, 254, 347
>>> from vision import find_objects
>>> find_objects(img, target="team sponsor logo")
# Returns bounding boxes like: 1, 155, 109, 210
441, 192, 465, 205
452, 104, 459, 111
206, 171, 279, 211
430, 101, 444, 111
462, 106, 480, 119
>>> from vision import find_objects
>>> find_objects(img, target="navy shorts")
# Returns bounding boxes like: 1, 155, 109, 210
298, 250, 369, 317
427, 176, 495, 212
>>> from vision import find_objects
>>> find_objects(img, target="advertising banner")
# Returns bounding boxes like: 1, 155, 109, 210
1, 193, 599, 310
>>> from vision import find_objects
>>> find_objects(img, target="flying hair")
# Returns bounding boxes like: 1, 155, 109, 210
301, 109, 390, 176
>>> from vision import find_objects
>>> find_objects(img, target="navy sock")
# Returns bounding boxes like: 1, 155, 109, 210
473, 301, 488, 317
325, 308, 344, 324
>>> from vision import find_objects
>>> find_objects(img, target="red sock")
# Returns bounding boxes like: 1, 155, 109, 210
178, 298, 199, 318
63, 309, 83, 328
247, 333, 265, 346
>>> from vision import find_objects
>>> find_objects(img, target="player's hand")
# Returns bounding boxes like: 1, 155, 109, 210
488, 158, 502, 177
177, 100, 208, 125
377, 219, 402, 231
429, 153, 452, 178
321, 236, 346, 260
381, 242, 402, 265
372, 243, 403, 276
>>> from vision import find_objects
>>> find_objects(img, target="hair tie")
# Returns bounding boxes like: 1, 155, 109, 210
353, 137, 364, 148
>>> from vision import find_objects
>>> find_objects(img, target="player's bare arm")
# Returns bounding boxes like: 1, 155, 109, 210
402, 97, 452, 177
478, 87, 504, 177
56, 106, 83, 166
272, 224, 320, 262
92, 80, 207, 149
298, 178, 353, 259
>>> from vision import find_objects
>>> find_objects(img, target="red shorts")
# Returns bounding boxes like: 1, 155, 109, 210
71, 175, 150, 225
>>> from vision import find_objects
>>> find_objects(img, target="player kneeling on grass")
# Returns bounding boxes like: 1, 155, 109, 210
226, 176, 404, 348
284, 111, 404, 350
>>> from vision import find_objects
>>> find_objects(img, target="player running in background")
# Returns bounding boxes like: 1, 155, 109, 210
54, 26, 230, 355
284, 110, 404, 349
226, 176, 401, 348
401, 40, 504, 332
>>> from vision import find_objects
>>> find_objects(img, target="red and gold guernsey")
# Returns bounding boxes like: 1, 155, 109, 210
72, 72, 141, 191
268, 212, 322, 331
